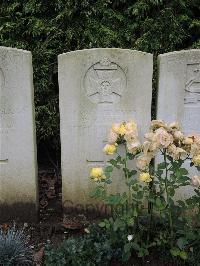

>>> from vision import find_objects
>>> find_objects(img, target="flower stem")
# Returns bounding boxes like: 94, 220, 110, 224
124, 144, 131, 213
164, 150, 173, 239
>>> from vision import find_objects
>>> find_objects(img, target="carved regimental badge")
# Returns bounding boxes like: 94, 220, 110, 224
184, 63, 200, 105
83, 58, 126, 104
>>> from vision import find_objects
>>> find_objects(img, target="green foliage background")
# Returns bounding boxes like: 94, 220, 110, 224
0, 0, 199, 163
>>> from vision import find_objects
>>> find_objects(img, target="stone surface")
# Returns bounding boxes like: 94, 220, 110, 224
59, 48, 153, 209
157, 49, 200, 198
0, 46, 38, 222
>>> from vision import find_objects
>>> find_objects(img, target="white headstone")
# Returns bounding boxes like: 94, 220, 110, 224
0, 47, 38, 221
59, 48, 153, 210
157, 49, 200, 198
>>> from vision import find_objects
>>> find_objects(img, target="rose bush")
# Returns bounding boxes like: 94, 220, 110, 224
89, 119, 200, 262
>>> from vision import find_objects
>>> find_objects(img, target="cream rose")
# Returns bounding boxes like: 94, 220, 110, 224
173, 130, 184, 141
127, 139, 141, 154
136, 155, 151, 171
168, 122, 181, 131
183, 136, 194, 145
190, 175, 200, 187
112, 123, 121, 134
167, 145, 187, 160
155, 128, 173, 148
108, 129, 118, 144
125, 121, 137, 132
150, 120, 167, 130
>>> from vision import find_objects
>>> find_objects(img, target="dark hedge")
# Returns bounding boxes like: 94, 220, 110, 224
0, 0, 199, 164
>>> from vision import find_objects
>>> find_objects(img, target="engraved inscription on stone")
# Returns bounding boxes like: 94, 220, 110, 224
183, 63, 200, 133
183, 106, 200, 133
83, 58, 126, 104
184, 63, 200, 105
85, 126, 107, 163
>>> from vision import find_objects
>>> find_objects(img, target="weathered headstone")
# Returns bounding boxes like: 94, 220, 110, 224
157, 49, 200, 198
0, 47, 38, 221
59, 48, 153, 210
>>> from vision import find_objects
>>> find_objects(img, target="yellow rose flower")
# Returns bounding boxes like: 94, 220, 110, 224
90, 167, 104, 178
90, 167, 106, 182
103, 144, 117, 155
118, 124, 126, 135
139, 172, 152, 183
192, 155, 200, 166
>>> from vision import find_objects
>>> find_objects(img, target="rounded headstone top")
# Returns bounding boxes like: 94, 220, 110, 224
158, 49, 200, 58
58, 48, 152, 58
0, 46, 31, 54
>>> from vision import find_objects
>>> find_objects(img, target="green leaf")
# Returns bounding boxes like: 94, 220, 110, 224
157, 162, 167, 170
116, 156, 123, 163
179, 175, 189, 183
177, 237, 188, 249
128, 179, 137, 186
105, 178, 112, 184
113, 218, 125, 231
109, 159, 117, 165
155, 197, 166, 210
168, 187, 175, 197
129, 169, 137, 177
99, 221, 106, 228
124, 242, 131, 253
156, 169, 163, 176
105, 172, 111, 178
109, 158, 121, 169
106, 194, 121, 205
170, 247, 180, 257
179, 251, 188, 260
179, 168, 189, 175
127, 153, 135, 160
127, 217, 135, 226
135, 191, 143, 200
89, 189, 99, 198
131, 242, 140, 251
89, 187, 105, 198
105, 165, 113, 172
138, 247, 149, 257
